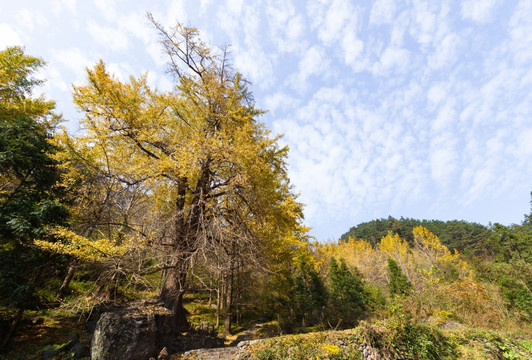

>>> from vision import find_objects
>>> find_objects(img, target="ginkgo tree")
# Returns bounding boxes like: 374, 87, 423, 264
54, 16, 306, 329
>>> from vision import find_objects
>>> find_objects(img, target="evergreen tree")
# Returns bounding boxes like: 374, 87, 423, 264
292, 258, 327, 327
387, 258, 412, 297
328, 257, 366, 327
0, 46, 68, 347
485, 200, 532, 318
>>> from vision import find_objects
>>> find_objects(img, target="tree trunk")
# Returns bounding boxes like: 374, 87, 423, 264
208, 275, 213, 307
215, 276, 221, 330
159, 261, 189, 331
1, 306, 24, 350
57, 261, 76, 299
159, 164, 210, 330
235, 261, 242, 326
158, 174, 195, 330
223, 267, 234, 336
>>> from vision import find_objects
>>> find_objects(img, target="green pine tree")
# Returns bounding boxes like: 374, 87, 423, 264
0, 46, 69, 348
329, 257, 366, 327
292, 257, 327, 327
387, 258, 413, 297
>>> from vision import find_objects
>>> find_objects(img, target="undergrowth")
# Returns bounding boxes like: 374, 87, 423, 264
246, 307, 532, 360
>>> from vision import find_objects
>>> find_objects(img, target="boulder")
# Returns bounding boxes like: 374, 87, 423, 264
90, 298, 175, 360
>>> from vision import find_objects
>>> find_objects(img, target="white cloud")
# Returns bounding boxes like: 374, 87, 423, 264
216, 4, 238, 37
265, 92, 298, 114
428, 32, 460, 70
50, 0, 77, 17
432, 99, 456, 132
51, 47, 95, 81
226, 0, 244, 16
389, 12, 409, 48
44, 67, 69, 92
286, 15, 305, 42
372, 46, 410, 75
146, 41, 166, 67
17, 9, 49, 32
266, 1, 307, 54
508, 0, 532, 66
427, 82, 449, 107
240, 5, 262, 48
87, 22, 130, 51
317, 0, 354, 45
516, 128, 532, 155
370, 0, 396, 25
93, 0, 116, 21
409, 2, 436, 47
61, 0, 77, 14
232, 47, 275, 88
164, 0, 188, 26
289, 45, 330, 92
200, 0, 213, 14
342, 21, 364, 69
214, 2, 278, 88
0, 23, 22, 48
461, 0, 499, 23
117, 11, 152, 45
430, 133, 458, 186
266, 0, 293, 28
467, 166, 495, 202
274, 83, 433, 234
106, 62, 135, 82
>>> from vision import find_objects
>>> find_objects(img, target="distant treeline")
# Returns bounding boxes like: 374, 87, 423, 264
339, 216, 491, 255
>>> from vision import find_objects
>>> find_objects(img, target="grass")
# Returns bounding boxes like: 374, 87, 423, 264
245, 321, 532, 360
184, 292, 218, 327
447, 329, 532, 360
183, 292, 260, 338
0, 308, 90, 360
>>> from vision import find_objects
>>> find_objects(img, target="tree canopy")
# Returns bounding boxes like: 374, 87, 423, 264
0, 46, 69, 346
48, 17, 307, 329
340, 216, 490, 255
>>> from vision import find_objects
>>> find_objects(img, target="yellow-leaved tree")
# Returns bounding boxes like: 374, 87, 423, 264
53, 16, 306, 330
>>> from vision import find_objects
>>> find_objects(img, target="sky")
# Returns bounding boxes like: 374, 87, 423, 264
1, 0, 532, 241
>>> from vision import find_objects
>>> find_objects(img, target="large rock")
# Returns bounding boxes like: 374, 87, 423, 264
91, 298, 175, 360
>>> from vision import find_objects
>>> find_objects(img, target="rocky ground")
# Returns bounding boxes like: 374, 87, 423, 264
172, 323, 267, 360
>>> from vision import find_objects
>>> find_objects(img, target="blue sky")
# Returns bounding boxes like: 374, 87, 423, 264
1, 0, 531, 241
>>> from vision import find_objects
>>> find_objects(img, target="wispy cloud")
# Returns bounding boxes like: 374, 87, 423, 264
461, 0, 500, 23
16, 9, 49, 32
370, 0, 397, 25
0, 23, 22, 48
87, 22, 131, 51
3, 0, 531, 239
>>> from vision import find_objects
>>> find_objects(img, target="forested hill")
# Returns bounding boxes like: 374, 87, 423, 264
339, 216, 491, 254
